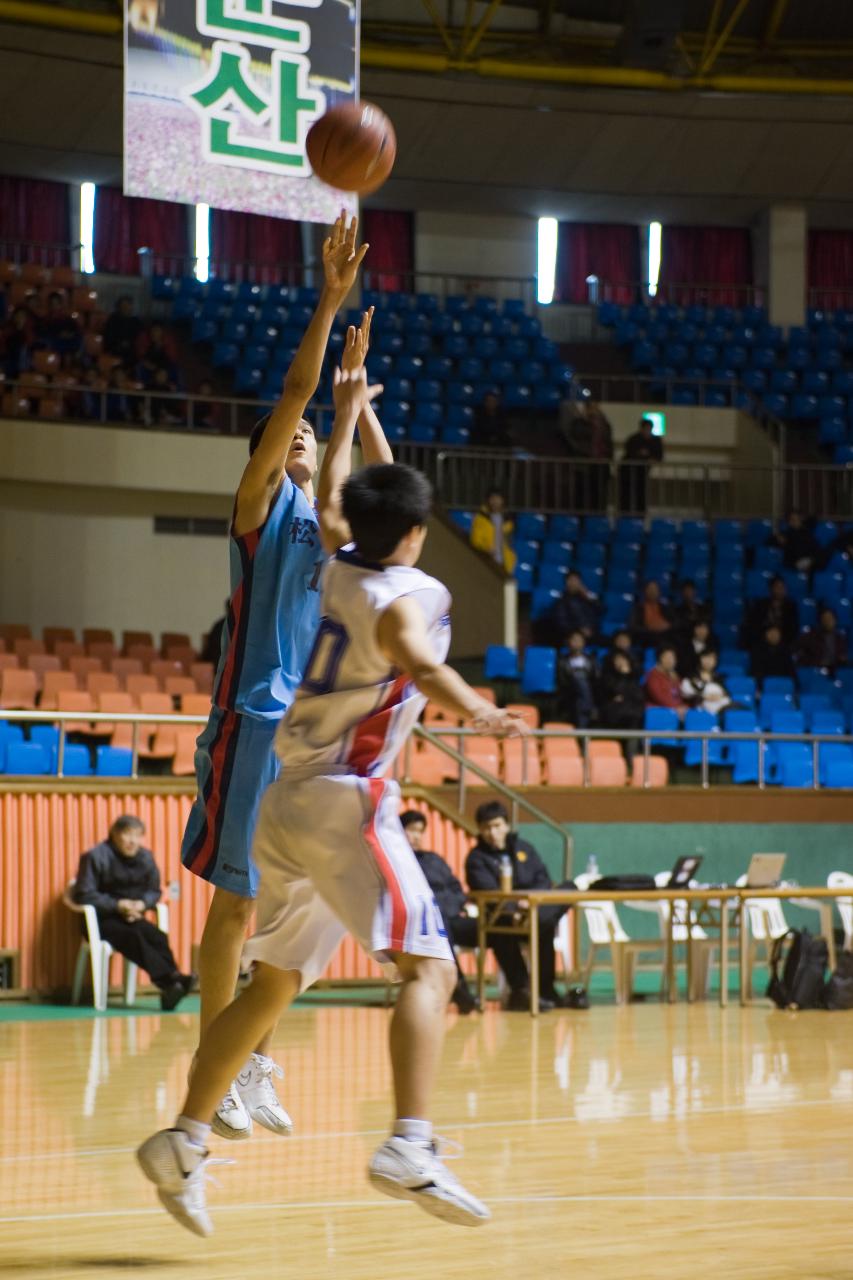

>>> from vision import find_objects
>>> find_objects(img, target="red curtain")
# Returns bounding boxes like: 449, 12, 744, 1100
555, 223, 640, 304
0, 175, 70, 262
361, 209, 414, 292
210, 208, 302, 284
93, 187, 189, 275
808, 230, 853, 311
659, 226, 752, 307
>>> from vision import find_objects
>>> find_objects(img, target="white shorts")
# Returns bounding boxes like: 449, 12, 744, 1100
242, 774, 454, 991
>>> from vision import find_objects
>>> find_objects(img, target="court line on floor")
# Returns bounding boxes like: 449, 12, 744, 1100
0, 1093, 842, 1166
3, 1192, 853, 1226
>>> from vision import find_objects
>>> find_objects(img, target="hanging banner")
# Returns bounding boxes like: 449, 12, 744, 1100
124, 0, 358, 223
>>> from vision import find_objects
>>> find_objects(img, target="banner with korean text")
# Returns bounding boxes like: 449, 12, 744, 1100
124, 0, 358, 223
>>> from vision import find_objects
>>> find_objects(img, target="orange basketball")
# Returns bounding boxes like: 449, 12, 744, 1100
306, 101, 396, 196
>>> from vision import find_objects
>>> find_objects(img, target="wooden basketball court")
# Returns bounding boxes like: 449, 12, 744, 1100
1, 1000, 850, 1278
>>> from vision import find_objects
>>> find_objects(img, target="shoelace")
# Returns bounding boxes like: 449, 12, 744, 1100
430, 1134, 463, 1162
254, 1056, 285, 1098
219, 1086, 244, 1113
185, 1155, 233, 1202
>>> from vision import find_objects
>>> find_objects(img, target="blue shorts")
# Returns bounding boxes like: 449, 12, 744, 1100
181, 707, 280, 898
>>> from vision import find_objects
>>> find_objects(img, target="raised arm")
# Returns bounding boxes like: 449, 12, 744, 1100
317, 362, 382, 554
376, 595, 527, 735
348, 307, 393, 464
233, 212, 368, 537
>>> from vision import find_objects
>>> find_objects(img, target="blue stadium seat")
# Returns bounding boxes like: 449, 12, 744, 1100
152, 274, 178, 299
515, 562, 534, 593
803, 371, 830, 396
440, 426, 470, 447
607, 569, 638, 593
409, 424, 437, 444
542, 540, 574, 565
763, 393, 789, 418
414, 379, 442, 402
726, 675, 756, 705
516, 512, 547, 541
62, 744, 92, 777
577, 543, 607, 568
763, 676, 795, 698
385, 377, 413, 400
488, 359, 515, 382
380, 400, 410, 426
444, 404, 472, 429
413, 403, 442, 428
30, 725, 59, 752
457, 357, 484, 381
537, 564, 568, 592
601, 592, 632, 634
535, 386, 562, 410
504, 385, 532, 409
611, 543, 641, 568
583, 516, 612, 541
549, 515, 580, 541
449, 510, 474, 534
521, 646, 557, 695
769, 709, 804, 735
791, 394, 819, 420
822, 751, 853, 788
683, 709, 725, 767
447, 382, 475, 405
488, 317, 513, 338
515, 539, 541, 565
531, 587, 560, 620
484, 645, 519, 681
234, 366, 264, 394
615, 517, 645, 541
4, 742, 50, 775
471, 335, 498, 360
644, 707, 680, 747
777, 745, 814, 788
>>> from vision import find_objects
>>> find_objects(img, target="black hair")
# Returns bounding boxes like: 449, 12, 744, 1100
399, 810, 426, 830
111, 815, 144, 834
656, 643, 677, 660
341, 463, 432, 561
679, 578, 695, 590
475, 800, 509, 826
248, 413, 271, 457
640, 415, 654, 430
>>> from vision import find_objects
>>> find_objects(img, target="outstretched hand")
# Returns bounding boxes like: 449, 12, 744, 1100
323, 211, 369, 297
470, 707, 529, 738
332, 365, 383, 419
341, 307, 374, 374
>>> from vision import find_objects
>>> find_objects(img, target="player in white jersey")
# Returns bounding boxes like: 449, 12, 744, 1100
136, 367, 525, 1235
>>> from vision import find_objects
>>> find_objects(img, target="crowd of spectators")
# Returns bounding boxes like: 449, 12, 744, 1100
0, 284, 218, 428
535, 520, 852, 741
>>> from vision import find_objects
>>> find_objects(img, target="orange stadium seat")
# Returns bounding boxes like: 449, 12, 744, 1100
505, 702, 540, 729
54, 641, 84, 664
126, 674, 158, 700
180, 693, 211, 716
122, 630, 154, 652
43, 626, 76, 652
56, 689, 95, 733
191, 662, 214, 693
138, 691, 177, 759
127, 644, 159, 666
163, 644, 197, 669
0, 623, 30, 645
14, 638, 45, 661
161, 631, 192, 652
72, 286, 97, 312
422, 701, 460, 728
86, 641, 118, 663
0, 668, 38, 710
38, 397, 64, 420
588, 739, 623, 759
470, 685, 496, 705
164, 675, 196, 700
20, 263, 51, 286
40, 670, 79, 709
83, 332, 103, 358
406, 741, 458, 786
26, 653, 60, 691
69, 656, 103, 686
171, 728, 198, 776
31, 350, 59, 377
631, 755, 670, 788
460, 737, 500, 786
502, 737, 543, 786
544, 752, 584, 787
150, 660, 183, 685
82, 628, 114, 646
589, 756, 628, 787
17, 371, 47, 400
86, 671, 120, 698
110, 657, 143, 684
96, 691, 136, 749
0, 260, 17, 284
51, 265, 78, 289
0, 653, 20, 673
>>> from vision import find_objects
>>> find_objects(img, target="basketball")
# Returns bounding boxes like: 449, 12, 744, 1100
306, 101, 396, 196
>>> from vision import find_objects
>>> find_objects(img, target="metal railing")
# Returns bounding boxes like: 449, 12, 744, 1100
403, 723, 853, 799
2, 712, 849, 801
0, 240, 81, 269
591, 281, 765, 310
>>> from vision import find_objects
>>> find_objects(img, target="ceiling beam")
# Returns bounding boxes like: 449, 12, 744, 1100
697, 0, 754, 75
462, 0, 505, 59
762, 0, 789, 47
420, 0, 455, 55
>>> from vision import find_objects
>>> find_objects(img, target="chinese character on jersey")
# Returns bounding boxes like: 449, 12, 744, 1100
186, 2, 325, 176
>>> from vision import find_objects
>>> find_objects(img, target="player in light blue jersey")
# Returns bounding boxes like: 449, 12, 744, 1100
181, 215, 391, 1139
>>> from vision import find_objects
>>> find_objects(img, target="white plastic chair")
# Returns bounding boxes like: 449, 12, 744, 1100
574, 872, 665, 1003
649, 870, 717, 1000
735, 871, 790, 996
828, 871, 853, 952
64, 879, 170, 1011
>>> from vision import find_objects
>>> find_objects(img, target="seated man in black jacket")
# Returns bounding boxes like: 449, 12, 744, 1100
401, 810, 524, 1015
73, 815, 192, 1011
465, 800, 574, 1011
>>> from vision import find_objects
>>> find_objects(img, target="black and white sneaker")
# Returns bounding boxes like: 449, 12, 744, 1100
368, 1136, 490, 1226
136, 1128, 215, 1237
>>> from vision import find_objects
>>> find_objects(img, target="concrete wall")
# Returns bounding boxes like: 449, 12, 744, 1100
420, 514, 516, 657
414, 211, 536, 300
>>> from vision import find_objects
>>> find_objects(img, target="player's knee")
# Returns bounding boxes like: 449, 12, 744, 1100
208, 887, 255, 930
419, 956, 456, 1001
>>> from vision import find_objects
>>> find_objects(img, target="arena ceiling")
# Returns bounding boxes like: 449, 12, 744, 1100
3, 1, 853, 225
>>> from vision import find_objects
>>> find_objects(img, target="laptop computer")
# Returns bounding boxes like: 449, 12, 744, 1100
668, 854, 703, 887
745, 853, 787, 888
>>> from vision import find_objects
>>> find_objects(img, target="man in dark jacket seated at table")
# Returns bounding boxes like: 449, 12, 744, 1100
73, 814, 192, 1011
465, 800, 574, 1011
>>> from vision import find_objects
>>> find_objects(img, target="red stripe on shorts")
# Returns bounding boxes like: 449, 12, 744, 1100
347, 674, 409, 775
362, 777, 408, 952
185, 710, 241, 876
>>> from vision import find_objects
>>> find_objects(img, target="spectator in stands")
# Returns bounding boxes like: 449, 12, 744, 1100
600, 628, 640, 680
744, 575, 799, 648
137, 321, 179, 385
599, 651, 645, 762
2, 305, 34, 378
36, 291, 81, 355
828, 526, 853, 568
106, 366, 136, 423
193, 379, 221, 431
618, 415, 663, 514
466, 801, 574, 1012
73, 815, 192, 1011
671, 579, 710, 636
103, 295, 142, 366
644, 644, 688, 719
678, 619, 718, 677
471, 390, 512, 449
147, 365, 181, 426
797, 608, 848, 673
750, 623, 796, 684
630, 580, 673, 648
553, 570, 601, 641
557, 630, 598, 727
469, 489, 515, 573
771, 510, 818, 573
77, 367, 106, 420
561, 399, 613, 511
399, 811, 485, 1014
681, 649, 731, 717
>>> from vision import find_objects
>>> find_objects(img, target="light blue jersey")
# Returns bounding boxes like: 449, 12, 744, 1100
213, 476, 324, 721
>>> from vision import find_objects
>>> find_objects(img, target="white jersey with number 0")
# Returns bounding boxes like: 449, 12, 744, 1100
275, 548, 451, 778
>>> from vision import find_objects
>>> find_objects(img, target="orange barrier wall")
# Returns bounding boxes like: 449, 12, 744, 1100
0, 789, 476, 995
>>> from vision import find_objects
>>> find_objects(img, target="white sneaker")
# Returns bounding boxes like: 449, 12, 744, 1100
368, 1136, 490, 1227
136, 1128, 214, 1238
236, 1053, 293, 1135
211, 1082, 253, 1141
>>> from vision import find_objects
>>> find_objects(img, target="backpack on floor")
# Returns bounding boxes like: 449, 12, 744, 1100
766, 929, 828, 1010
825, 950, 853, 1011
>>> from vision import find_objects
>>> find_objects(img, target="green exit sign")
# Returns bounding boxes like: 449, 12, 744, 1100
643, 412, 666, 437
